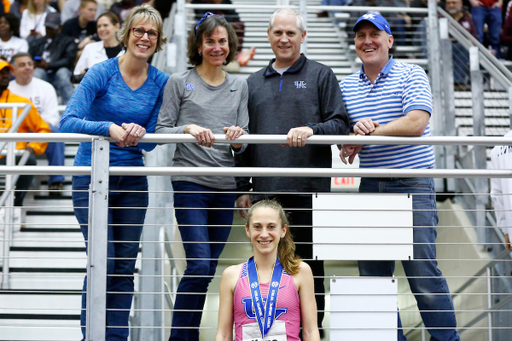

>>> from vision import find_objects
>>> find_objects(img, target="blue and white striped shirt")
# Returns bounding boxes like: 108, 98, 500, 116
339, 56, 435, 169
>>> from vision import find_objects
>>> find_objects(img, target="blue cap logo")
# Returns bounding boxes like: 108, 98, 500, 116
353, 12, 392, 36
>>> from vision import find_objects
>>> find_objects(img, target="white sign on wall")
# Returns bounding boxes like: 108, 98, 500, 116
312, 193, 413, 261
330, 277, 398, 340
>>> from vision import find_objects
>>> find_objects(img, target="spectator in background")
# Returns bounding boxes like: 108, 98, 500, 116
0, 59, 51, 206
110, 0, 136, 23
152, 0, 173, 19
29, 12, 77, 104
317, 0, 347, 18
490, 131, 512, 251
501, 8, 512, 59
61, 0, 106, 24
393, 0, 428, 46
0, 0, 10, 15
61, 0, 99, 52
20, 0, 57, 42
74, 11, 122, 76
470, 0, 502, 58
9, 52, 65, 194
339, 13, 460, 340
445, 0, 476, 86
10, 0, 29, 19
0, 13, 29, 62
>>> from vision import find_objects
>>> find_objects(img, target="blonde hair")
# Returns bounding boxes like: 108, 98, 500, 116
246, 199, 301, 275
117, 4, 167, 53
27, 0, 47, 15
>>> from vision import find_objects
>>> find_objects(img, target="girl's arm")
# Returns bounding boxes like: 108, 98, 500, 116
296, 262, 320, 341
215, 265, 239, 341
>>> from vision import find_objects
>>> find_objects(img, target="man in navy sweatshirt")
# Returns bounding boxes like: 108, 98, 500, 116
235, 8, 349, 335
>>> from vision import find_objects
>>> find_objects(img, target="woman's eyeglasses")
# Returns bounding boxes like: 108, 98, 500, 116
130, 27, 159, 40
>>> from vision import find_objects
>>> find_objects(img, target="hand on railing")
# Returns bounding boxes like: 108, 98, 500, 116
121, 123, 146, 147
185, 124, 215, 147
223, 125, 245, 150
285, 126, 313, 147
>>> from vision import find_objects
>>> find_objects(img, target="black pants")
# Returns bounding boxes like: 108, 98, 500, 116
263, 194, 325, 328
0, 153, 37, 206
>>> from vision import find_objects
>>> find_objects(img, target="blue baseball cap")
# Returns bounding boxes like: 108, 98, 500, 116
353, 12, 392, 35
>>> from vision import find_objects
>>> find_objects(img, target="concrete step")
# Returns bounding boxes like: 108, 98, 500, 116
8, 273, 84, 290
12, 231, 84, 248
0, 319, 82, 340
24, 213, 80, 229
8, 250, 87, 269
0, 292, 81, 315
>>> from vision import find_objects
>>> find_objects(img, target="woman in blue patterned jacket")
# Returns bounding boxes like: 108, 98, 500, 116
59, 5, 168, 341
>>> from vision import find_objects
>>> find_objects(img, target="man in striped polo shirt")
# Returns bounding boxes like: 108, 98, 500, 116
339, 13, 460, 341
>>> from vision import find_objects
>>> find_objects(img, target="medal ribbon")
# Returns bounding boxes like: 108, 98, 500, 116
247, 257, 284, 339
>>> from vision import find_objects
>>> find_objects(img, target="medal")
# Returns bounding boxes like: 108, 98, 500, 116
247, 257, 284, 339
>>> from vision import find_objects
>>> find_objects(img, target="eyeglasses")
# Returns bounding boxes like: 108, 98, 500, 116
194, 12, 221, 36
130, 27, 159, 40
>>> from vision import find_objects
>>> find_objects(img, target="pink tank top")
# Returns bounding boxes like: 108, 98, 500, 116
233, 261, 301, 341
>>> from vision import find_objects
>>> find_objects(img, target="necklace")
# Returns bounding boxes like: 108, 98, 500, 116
255, 258, 276, 284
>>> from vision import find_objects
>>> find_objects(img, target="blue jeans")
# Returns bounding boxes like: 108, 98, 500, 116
33, 67, 74, 104
358, 177, 459, 341
72, 175, 148, 341
471, 6, 502, 57
452, 43, 470, 85
170, 181, 235, 341
46, 125, 65, 184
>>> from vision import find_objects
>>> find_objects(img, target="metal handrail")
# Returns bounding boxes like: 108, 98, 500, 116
0, 103, 33, 153
437, 6, 512, 88
4, 133, 512, 145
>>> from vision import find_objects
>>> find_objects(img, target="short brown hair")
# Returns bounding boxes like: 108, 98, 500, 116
117, 4, 167, 53
187, 15, 238, 67
80, 0, 97, 8
98, 11, 120, 27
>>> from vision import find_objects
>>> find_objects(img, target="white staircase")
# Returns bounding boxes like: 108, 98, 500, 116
0, 143, 84, 340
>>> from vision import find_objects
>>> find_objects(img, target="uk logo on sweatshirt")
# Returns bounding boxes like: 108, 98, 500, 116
186, 83, 195, 91
294, 81, 307, 89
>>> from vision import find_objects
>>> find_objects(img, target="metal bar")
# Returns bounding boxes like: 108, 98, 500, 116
1, 104, 19, 290
6, 133, 512, 145
175, 0, 187, 73
86, 138, 110, 341
4, 166, 512, 178
136, 147, 163, 341
509, 87, 512, 129
0, 151, 30, 207
487, 267, 493, 341
439, 18, 456, 192
185, 4, 429, 13
299, 0, 307, 56
458, 294, 512, 334
0, 103, 32, 153
471, 46, 489, 250
452, 249, 511, 297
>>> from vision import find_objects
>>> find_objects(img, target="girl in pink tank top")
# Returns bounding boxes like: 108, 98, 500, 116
215, 200, 320, 341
